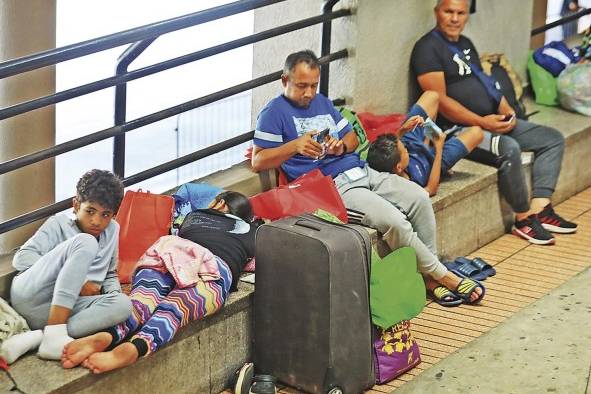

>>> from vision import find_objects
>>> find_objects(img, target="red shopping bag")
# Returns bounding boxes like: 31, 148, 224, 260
357, 112, 406, 143
250, 169, 347, 223
115, 190, 174, 283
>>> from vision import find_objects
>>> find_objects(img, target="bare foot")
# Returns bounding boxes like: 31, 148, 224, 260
61, 332, 112, 369
82, 342, 139, 374
437, 272, 483, 303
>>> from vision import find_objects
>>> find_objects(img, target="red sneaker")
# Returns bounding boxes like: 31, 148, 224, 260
537, 204, 577, 234
512, 214, 555, 245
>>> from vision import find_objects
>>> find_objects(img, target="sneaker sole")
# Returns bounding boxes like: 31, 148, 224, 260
512, 227, 555, 245
541, 223, 577, 234
235, 362, 254, 394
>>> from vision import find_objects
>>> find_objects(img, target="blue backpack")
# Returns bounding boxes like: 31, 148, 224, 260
533, 41, 580, 77
171, 183, 222, 233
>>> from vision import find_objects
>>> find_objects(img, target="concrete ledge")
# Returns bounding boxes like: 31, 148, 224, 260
0, 281, 254, 394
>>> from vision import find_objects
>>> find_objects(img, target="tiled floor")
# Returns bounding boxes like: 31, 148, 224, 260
367, 187, 591, 393
223, 187, 591, 394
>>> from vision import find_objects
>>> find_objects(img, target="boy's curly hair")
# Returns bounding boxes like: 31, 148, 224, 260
76, 169, 124, 212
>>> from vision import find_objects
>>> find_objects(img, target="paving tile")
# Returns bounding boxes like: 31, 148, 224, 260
385, 188, 591, 392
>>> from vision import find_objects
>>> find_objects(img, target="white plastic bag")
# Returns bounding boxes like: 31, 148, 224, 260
557, 63, 591, 116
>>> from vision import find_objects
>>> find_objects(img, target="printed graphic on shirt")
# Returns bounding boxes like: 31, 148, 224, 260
182, 211, 249, 234
463, 48, 471, 61
226, 215, 251, 235
292, 114, 336, 137
452, 53, 472, 76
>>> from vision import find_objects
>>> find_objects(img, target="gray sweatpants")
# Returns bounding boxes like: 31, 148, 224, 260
470, 119, 565, 213
10, 233, 132, 338
334, 166, 448, 280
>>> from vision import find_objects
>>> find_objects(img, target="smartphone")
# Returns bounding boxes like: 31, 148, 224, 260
502, 114, 515, 122
423, 118, 443, 139
315, 128, 330, 143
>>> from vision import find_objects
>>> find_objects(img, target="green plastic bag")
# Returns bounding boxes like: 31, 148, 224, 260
337, 106, 369, 160
370, 247, 426, 329
527, 51, 559, 106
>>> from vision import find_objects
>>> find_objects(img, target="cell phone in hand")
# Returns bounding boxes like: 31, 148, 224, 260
502, 114, 515, 123
315, 128, 330, 143
423, 118, 443, 140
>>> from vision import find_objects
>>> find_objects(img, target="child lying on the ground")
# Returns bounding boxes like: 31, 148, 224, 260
367, 91, 483, 196
62, 191, 259, 373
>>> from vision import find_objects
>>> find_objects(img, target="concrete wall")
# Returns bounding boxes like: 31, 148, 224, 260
252, 0, 534, 117
0, 0, 56, 253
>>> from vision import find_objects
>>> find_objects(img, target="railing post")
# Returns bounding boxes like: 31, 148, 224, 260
320, 0, 341, 97
113, 38, 155, 178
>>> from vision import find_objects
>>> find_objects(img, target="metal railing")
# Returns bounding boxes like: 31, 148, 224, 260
0, 0, 351, 235
531, 7, 591, 36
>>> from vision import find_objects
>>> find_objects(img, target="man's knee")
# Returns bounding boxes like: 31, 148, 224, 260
547, 127, 565, 149
499, 137, 522, 163
367, 208, 413, 243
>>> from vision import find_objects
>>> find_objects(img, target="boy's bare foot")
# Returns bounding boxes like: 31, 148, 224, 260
82, 342, 139, 374
61, 332, 112, 369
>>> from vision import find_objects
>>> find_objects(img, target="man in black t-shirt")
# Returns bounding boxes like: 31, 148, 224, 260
410, 0, 577, 245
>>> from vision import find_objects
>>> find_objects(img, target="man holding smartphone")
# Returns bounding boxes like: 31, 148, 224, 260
252, 50, 485, 305
410, 0, 577, 244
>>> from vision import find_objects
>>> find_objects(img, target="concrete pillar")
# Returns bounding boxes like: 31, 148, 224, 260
0, 0, 56, 253
531, 0, 548, 49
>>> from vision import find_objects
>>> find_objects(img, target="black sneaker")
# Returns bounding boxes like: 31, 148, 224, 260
230, 362, 254, 394
537, 204, 577, 234
512, 214, 555, 245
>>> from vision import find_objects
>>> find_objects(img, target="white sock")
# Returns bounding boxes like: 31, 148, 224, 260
0, 330, 43, 364
37, 324, 73, 360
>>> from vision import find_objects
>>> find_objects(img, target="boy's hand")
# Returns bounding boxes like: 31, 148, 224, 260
79, 281, 101, 296
397, 115, 424, 136
432, 131, 445, 151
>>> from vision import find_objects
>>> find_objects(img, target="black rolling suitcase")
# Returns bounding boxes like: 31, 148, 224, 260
254, 214, 374, 394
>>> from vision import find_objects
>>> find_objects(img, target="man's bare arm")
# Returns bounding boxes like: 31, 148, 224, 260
417, 72, 513, 133
251, 131, 323, 172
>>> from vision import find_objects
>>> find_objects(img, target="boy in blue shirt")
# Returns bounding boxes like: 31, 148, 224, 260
4, 169, 131, 363
367, 92, 483, 196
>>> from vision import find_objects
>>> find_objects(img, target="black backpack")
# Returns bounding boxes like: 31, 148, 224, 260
481, 53, 527, 119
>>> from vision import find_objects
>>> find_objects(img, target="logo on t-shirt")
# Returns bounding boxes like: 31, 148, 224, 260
452, 53, 472, 76
292, 114, 336, 137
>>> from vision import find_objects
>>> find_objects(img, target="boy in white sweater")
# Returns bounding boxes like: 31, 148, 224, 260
3, 169, 131, 363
